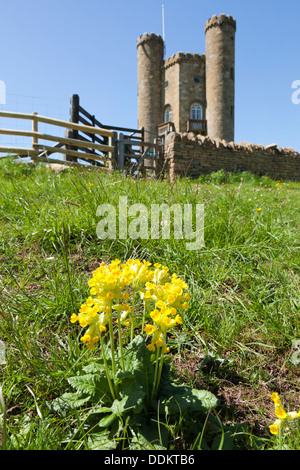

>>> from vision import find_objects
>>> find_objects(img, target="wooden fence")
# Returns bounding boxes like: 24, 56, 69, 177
0, 94, 163, 175
0, 109, 115, 168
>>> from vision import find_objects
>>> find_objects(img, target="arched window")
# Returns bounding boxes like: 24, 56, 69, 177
190, 103, 203, 120
164, 106, 172, 123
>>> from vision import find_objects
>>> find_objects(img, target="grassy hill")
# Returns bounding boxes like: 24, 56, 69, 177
0, 157, 299, 450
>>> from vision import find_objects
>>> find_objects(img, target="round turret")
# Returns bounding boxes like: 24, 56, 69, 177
205, 14, 236, 142
137, 33, 164, 142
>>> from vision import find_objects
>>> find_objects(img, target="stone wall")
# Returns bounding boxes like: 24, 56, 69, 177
164, 132, 300, 181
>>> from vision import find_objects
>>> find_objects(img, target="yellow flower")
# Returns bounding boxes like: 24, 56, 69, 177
256, 208, 262, 212
145, 324, 155, 335
72, 258, 189, 351
70, 313, 79, 323
80, 333, 91, 343
271, 392, 281, 406
150, 309, 160, 322
275, 407, 287, 420
175, 314, 183, 324
270, 420, 281, 435
269, 393, 300, 436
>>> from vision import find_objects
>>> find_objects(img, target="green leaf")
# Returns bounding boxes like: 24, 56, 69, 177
160, 382, 218, 416
87, 430, 117, 450
98, 413, 118, 428
48, 392, 91, 416
212, 431, 236, 450
122, 335, 155, 394
117, 371, 146, 414
129, 415, 169, 450
82, 359, 109, 375
67, 373, 112, 406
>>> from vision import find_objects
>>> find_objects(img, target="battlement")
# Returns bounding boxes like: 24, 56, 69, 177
205, 14, 236, 33
137, 13, 236, 143
164, 52, 205, 70
137, 32, 164, 47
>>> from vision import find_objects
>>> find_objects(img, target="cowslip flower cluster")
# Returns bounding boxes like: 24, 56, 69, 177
70, 258, 189, 402
269, 393, 300, 435
70, 259, 189, 351
143, 271, 189, 352
71, 259, 134, 349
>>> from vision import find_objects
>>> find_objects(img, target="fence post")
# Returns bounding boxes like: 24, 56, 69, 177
117, 132, 124, 171
31, 112, 38, 162
108, 132, 118, 171
65, 94, 79, 162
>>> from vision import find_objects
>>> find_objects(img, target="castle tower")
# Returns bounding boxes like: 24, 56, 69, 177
205, 14, 236, 142
137, 33, 164, 142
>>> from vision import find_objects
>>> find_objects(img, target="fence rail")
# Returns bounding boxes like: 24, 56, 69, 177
0, 95, 162, 175
0, 110, 115, 166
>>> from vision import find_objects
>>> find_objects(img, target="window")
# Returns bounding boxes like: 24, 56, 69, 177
164, 106, 172, 123
190, 103, 203, 120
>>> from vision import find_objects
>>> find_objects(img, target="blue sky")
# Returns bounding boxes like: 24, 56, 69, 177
0, 0, 300, 151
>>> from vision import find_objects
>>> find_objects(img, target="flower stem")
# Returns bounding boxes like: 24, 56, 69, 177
150, 346, 161, 405
130, 289, 136, 342
155, 333, 167, 397
117, 310, 125, 373
141, 300, 146, 335
99, 333, 116, 401
279, 426, 283, 450
108, 306, 117, 382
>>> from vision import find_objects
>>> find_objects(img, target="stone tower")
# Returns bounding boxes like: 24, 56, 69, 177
137, 14, 236, 143
205, 14, 236, 142
137, 33, 164, 142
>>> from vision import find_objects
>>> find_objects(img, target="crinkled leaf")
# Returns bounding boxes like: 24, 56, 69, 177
87, 430, 117, 450
122, 335, 155, 394
82, 359, 108, 375
98, 412, 118, 428
129, 415, 169, 450
117, 371, 146, 414
160, 382, 218, 416
48, 392, 91, 416
67, 373, 112, 406
111, 396, 128, 416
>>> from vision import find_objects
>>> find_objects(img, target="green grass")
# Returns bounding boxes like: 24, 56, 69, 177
0, 157, 299, 449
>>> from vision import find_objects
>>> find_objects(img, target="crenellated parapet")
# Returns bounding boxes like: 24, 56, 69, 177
137, 13, 236, 143
137, 32, 164, 48
205, 14, 236, 33
164, 52, 205, 70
